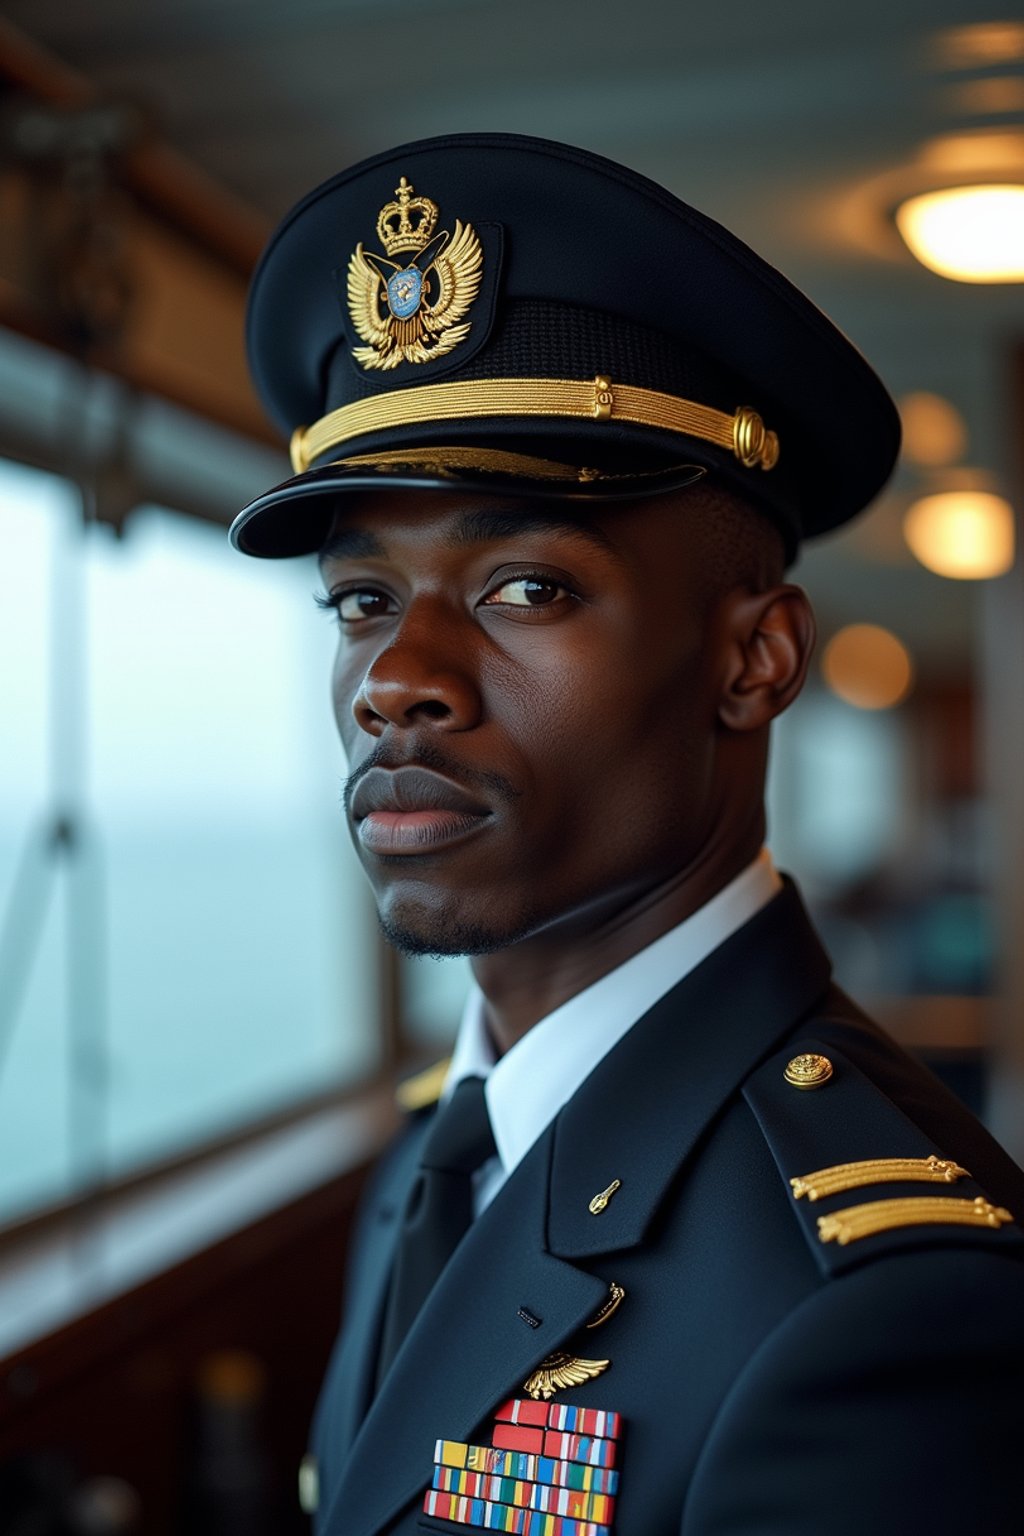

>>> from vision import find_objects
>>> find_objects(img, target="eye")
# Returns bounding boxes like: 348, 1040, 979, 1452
315, 587, 396, 624
482, 575, 572, 609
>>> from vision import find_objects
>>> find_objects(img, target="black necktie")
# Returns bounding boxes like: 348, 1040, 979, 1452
376, 1075, 496, 1386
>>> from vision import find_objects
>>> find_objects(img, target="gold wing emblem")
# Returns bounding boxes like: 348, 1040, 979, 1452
522, 1353, 610, 1402
347, 217, 483, 371
347, 244, 400, 369
418, 220, 483, 347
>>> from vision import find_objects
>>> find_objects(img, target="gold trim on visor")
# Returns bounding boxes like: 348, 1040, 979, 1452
325, 446, 602, 482
289, 377, 780, 475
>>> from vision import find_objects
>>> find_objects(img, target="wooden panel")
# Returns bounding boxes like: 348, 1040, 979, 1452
0, 1164, 372, 1534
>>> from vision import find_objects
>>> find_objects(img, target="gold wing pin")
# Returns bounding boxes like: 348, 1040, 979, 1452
347, 176, 483, 371
523, 1353, 611, 1402
522, 1284, 623, 1400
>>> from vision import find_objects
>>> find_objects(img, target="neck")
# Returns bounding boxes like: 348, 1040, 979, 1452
471, 820, 764, 1056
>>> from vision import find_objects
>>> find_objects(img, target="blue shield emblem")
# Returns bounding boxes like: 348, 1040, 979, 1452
387, 267, 423, 320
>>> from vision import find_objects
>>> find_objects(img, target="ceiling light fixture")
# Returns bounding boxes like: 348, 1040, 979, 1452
903, 490, 1015, 579
894, 183, 1024, 281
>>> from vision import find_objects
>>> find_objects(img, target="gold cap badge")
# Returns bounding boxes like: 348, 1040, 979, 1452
347, 177, 483, 371
783, 1053, 834, 1090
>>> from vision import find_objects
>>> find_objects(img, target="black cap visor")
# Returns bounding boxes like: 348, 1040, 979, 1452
229, 450, 709, 559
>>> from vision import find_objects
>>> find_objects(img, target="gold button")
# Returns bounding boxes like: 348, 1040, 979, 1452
784, 1053, 834, 1090
592, 375, 614, 421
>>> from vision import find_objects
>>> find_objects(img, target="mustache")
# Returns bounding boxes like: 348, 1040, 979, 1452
342, 741, 520, 815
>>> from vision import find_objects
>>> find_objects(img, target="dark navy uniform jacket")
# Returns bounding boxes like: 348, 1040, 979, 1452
309, 883, 1024, 1535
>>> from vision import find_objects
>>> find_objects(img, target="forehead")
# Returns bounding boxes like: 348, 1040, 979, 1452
317, 492, 642, 568
316, 487, 715, 574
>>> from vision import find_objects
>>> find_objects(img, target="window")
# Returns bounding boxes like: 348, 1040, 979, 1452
0, 459, 379, 1224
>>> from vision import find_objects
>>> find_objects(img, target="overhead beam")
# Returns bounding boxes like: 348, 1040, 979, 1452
0, 17, 277, 447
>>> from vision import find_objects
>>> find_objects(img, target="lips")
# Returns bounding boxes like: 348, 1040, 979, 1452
351, 766, 491, 821
350, 766, 492, 855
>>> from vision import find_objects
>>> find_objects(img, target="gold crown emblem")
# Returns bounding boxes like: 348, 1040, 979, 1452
376, 177, 439, 256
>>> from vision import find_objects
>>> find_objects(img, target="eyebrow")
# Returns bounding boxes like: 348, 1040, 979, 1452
318, 505, 617, 569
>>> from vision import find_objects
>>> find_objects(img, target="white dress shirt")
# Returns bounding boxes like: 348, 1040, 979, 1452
442, 849, 782, 1214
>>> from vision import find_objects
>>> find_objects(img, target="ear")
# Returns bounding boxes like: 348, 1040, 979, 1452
716, 584, 816, 732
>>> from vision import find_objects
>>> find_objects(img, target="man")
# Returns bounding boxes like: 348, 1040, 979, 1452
230, 134, 1024, 1535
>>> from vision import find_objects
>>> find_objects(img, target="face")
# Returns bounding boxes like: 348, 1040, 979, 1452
317, 488, 739, 956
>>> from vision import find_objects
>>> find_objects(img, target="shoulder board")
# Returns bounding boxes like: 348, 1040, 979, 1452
395, 1056, 451, 1114
743, 1038, 1024, 1277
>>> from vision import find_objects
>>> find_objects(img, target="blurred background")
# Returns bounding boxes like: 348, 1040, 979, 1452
0, 2, 1022, 1530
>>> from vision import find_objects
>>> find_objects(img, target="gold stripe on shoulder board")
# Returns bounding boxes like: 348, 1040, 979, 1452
790, 1154, 970, 1202
817, 1195, 1013, 1247
395, 1057, 451, 1113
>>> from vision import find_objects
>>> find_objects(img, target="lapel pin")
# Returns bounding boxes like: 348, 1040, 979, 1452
586, 1283, 625, 1330
523, 1352, 610, 1401
588, 1179, 621, 1214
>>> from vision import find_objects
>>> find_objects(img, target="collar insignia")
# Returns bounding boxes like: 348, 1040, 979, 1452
347, 176, 483, 370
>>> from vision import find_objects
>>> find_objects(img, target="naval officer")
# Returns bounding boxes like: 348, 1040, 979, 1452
230, 133, 1024, 1535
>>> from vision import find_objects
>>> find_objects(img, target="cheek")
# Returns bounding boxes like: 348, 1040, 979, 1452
484, 622, 714, 811
330, 646, 364, 748
477, 638, 592, 766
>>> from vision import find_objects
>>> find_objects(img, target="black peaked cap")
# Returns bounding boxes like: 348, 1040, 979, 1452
231, 132, 900, 560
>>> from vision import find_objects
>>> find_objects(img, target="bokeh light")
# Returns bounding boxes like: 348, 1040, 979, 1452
898, 391, 967, 467
895, 184, 1024, 282
904, 490, 1015, 579
822, 624, 914, 711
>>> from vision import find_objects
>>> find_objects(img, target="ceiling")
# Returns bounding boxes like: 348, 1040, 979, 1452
1, 0, 1022, 663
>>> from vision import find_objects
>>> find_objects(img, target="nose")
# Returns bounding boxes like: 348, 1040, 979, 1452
351, 601, 483, 737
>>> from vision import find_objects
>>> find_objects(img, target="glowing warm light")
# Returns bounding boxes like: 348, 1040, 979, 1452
918, 131, 1024, 179
930, 22, 1024, 69
904, 491, 1015, 579
830, 133, 1024, 266
898, 392, 967, 467
948, 77, 1024, 117
822, 625, 914, 712
895, 184, 1024, 282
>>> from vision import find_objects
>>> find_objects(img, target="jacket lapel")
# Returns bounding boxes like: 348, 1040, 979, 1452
320, 1120, 608, 1536
547, 880, 832, 1258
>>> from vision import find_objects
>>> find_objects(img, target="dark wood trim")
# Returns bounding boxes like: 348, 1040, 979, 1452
0, 304, 281, 453
0, 1153, 377, 1535
0, 18, 270, 278
0, 1162, 371, 1431
873, 993, 989, 1052
0, 19, 280, 451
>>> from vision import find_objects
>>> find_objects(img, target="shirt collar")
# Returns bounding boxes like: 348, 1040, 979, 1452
444, 849, 782, 1181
